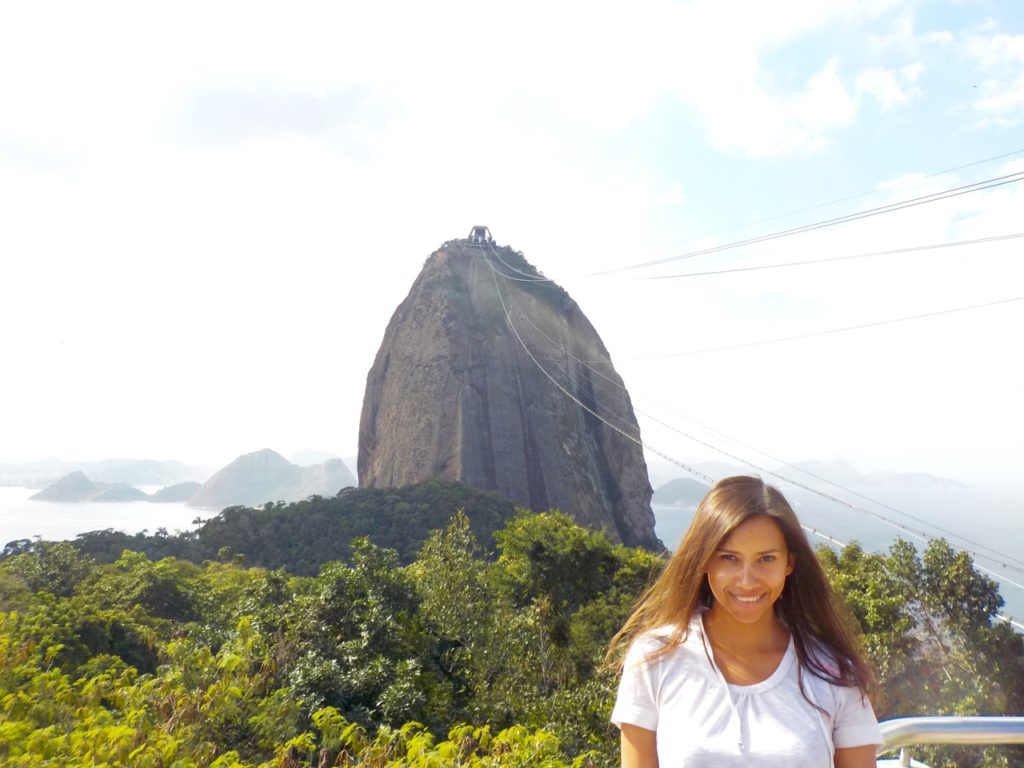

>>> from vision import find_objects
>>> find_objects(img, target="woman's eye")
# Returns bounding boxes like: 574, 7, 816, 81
762, 555, 776, 562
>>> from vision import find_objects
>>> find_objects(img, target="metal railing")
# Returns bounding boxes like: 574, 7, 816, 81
877, 716, 1024, 767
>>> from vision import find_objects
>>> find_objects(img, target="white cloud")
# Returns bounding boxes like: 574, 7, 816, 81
694, 58, 857, 157
865, 12, 918, 54
640, 0, 916, 156
900, 62, 925, 83
0, 0, 910, 162
857, 68, 910, 109
963, 28, 1024, 126
926, 30, 954, 45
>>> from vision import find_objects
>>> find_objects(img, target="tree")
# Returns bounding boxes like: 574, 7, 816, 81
284, 539, 443, 728
4, 541, 95, 598
824, 538, 1024, 768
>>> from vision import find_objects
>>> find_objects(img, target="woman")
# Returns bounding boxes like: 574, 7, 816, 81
608, 475, 882, 767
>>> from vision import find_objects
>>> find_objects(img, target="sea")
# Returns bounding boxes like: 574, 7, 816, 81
0, 486, 201, 547
1, 485, 1021, 628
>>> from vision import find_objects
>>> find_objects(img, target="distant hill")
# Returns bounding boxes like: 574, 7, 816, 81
188, 449, 356, 509
30, 471, 148, 502
149, 482, 203, 503
289, 449, 341, 466
652, 477, 709, 508
788, 459, 972, 493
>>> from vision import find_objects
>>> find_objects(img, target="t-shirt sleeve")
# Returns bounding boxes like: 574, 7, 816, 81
832, 684, 883, 749
610, 638, 660, 732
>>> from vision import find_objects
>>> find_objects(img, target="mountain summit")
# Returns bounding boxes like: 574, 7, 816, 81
358, 231, 659, 549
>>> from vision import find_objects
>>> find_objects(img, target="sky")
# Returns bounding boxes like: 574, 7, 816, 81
1, 0, 1022, 490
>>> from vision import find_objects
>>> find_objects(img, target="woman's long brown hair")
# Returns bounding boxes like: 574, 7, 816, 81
605, 475, 875, 696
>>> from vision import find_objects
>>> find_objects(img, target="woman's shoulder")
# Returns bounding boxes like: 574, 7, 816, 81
628, 624, 677, 652
625, 615, 706, 664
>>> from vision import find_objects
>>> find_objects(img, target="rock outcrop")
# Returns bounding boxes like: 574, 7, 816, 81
188, 449, 355, 509
359, 235, 659, 549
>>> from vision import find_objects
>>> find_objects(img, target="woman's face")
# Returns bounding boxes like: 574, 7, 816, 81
705, 514, 794, 628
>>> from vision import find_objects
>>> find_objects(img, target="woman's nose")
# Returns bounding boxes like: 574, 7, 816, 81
738, 562, 758, 586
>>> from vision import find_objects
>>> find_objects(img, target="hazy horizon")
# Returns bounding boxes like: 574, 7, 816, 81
3, 449, 1020, 495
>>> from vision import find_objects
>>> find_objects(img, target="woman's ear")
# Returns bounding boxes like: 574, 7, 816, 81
786, 554, 795, 576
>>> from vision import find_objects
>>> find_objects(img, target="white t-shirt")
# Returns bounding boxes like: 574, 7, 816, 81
611, 615, 882, 767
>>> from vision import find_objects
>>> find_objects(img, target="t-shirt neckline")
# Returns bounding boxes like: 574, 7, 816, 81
698, 614, 796, 695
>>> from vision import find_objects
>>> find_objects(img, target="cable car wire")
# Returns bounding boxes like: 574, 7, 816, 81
587, 170, 1024, 277
695, 146, 1024, 242
486, 242, 555, 282
617, 294, 1024, 361
645, 231, 1024, 280
482, 246, 714, 485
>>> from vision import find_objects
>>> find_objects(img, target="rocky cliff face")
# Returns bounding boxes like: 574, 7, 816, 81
358, 237, 659, 549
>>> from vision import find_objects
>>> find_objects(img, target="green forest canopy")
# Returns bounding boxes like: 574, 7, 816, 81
1, 483, 1022, 767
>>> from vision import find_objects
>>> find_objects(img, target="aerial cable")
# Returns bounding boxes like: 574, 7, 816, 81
482, 248, 714, 485
588, 170, 1024, 276
485, 241, 555, 283
695, 146, 1024, 243
498, 270, 1024, 574
645, 232, 1024, 280
486, 253, 714, 484
620, 294, 1024, 361
802, 525, 848, 549
487, 260, 555, 282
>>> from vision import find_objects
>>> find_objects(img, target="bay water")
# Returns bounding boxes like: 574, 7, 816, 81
0, 486, 200, 546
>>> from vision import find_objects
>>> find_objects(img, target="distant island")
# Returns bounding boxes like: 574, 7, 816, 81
29, 449, 356, 508
31, 471, 149, 502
